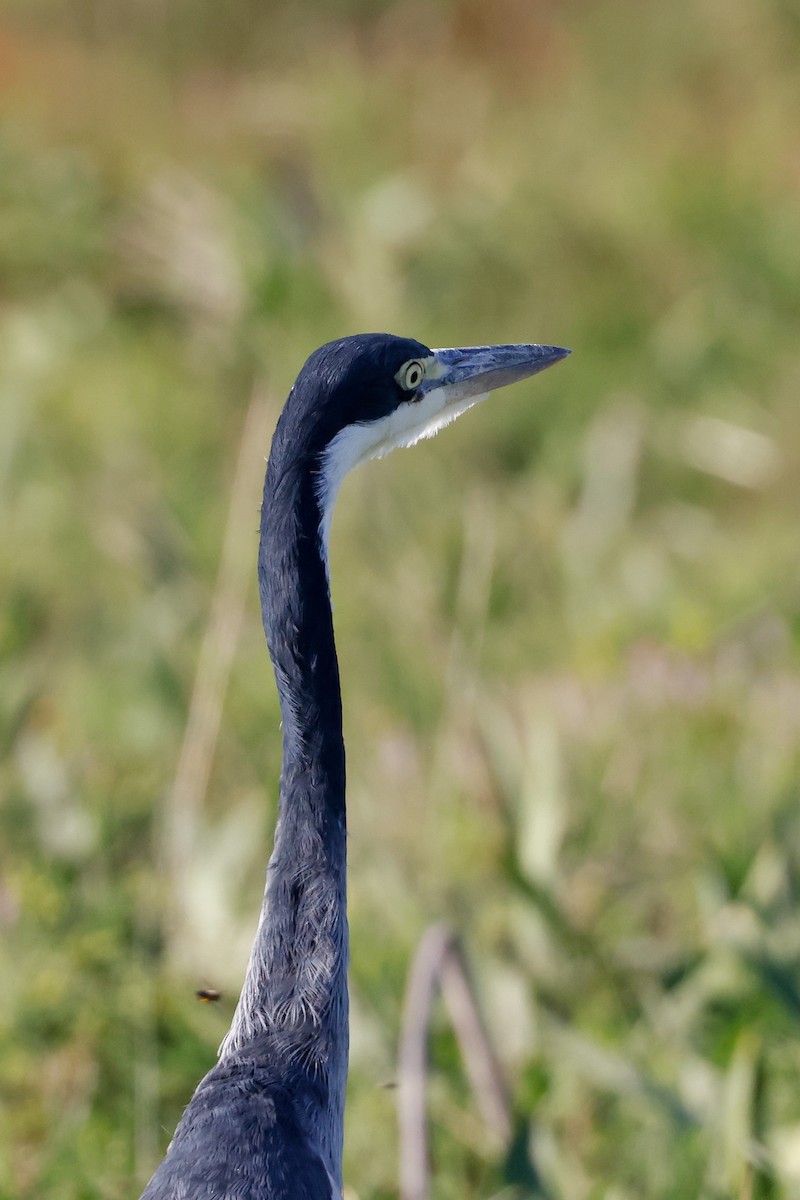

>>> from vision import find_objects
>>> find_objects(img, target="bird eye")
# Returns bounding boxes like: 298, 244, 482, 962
401, 360, 425, 393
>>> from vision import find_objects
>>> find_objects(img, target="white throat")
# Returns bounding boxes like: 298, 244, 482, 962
314, 384, 490, 571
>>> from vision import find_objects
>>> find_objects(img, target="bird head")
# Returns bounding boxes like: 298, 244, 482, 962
271, 332, 570, 560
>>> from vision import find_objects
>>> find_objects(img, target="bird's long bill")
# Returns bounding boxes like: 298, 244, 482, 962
428, 343, 571, 403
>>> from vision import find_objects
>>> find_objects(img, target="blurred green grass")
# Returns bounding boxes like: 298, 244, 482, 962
2, 0, 800, 1196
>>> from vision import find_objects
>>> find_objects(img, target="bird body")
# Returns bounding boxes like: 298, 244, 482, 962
141, 334, 569, 1200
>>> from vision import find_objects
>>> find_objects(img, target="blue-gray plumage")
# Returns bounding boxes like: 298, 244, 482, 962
140, 333, 570, 1200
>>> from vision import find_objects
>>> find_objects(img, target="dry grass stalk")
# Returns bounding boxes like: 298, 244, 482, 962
398, 924, 511, 1200
163, 385, 274, 950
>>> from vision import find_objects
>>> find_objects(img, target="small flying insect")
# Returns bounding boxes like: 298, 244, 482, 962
195, 988, 221, 1004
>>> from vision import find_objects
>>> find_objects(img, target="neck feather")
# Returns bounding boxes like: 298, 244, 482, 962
220, 450, 349, 1184
260, 458, 345, 783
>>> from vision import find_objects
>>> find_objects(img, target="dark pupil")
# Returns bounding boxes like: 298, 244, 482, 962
408, 366, 420, 386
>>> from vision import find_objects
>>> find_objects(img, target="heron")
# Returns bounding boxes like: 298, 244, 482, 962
140, 333, 570, 1200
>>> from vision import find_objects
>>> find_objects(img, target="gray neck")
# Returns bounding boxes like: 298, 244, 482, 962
219, 454, 349, 1187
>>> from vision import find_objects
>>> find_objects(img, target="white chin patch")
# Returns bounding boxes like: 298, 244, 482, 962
315, 389, 489, 567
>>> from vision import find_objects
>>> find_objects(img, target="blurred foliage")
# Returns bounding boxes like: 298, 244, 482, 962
2, 0, 800, 1196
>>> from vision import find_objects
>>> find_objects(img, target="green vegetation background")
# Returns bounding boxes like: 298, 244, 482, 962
2, 1, 800, 1196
